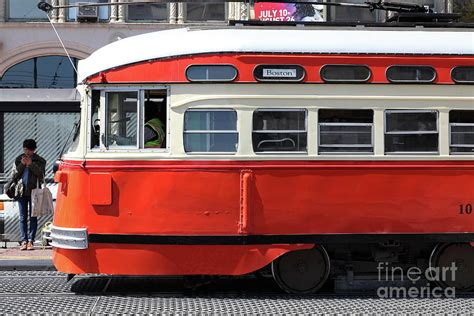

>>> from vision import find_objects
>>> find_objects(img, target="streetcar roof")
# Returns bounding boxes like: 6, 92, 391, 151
78, 27, 474, 83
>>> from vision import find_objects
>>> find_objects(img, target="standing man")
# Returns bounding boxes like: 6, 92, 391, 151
12, 139, 46, 250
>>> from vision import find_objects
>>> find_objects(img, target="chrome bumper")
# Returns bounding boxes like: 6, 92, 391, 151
50, 225, 88, 249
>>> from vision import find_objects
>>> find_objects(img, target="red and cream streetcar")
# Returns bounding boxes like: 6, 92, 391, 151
51, 26, 474, 293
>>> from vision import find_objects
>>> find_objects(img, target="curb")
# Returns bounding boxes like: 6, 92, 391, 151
0, 259, 55, 271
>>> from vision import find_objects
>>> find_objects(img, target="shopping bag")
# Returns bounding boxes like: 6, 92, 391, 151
31, 180, 54, 217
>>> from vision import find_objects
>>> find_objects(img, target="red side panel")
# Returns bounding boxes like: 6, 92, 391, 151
53, 244, 312, 275
89, 173, 112, 206
53, 160, 474, 275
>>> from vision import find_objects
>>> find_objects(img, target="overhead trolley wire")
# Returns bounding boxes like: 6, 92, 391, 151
37, 0, 430, 14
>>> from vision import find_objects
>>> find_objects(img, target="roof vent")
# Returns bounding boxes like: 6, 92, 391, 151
76, 3, 98, 22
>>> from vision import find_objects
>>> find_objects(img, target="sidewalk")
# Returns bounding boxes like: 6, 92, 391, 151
0, 242, 55, 271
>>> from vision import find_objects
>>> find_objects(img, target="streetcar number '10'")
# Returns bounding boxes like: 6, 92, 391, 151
459, 204, 473, 215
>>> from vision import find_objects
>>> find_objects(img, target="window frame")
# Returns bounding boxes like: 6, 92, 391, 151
384, 109, 439, 155
319, 64, 372, 83
252, 108, 308, 154
7, 0, 48, 21
449, 123, 474, 154
448, 110, 474, 155
183, 108, 238, 155
104, 90, 140, 151
87, 86, 170, 153
451, 66, 474, 84
185, 64, 238, 83
318, 122, 374, 155
67, 0, 110, 22
386, 65, 437, 83
185, 2, 228, 22
126, 2, 169, 22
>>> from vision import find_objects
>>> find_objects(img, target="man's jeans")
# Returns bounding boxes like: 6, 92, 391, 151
18, 196, 37, 243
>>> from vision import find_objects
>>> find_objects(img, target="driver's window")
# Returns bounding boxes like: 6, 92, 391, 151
106, 91, 138, 148
90, 90, 101, 149
252, 109, 307, 153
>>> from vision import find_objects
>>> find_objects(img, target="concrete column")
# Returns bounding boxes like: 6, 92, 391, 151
228, 2, 236, 20
118, 0, 125, 22
50, 0, 58, 22
239, 2, 248, 20
177, 3, 184, 24
110, 0, 118, 23
0, 0, 6, 22
169, 3, 177, 23
58, 0, 66, 22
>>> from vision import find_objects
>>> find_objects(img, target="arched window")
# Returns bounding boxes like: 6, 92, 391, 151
0, 56, 78, 89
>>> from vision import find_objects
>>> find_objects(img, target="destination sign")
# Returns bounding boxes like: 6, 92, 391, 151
254, 65, 305, 82
262, 68, 297, 78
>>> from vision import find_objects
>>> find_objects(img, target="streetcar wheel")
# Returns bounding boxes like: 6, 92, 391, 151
429, 243, 474, 291
271, 246, 330, 294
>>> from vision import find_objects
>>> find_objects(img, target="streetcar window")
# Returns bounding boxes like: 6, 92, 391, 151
386, 66, 436, 83
320, 65, 371, 83
252, 109, 307, 153
143, 90, 167, 149
105, 91, 138, 148
385, 110, 438, 154
186, 65, 237, 82
452, 67, 474, 84
90, 90, 100, 149
318, 109, 373, 154
449, 111, 474, 154
184, 110, 238, 153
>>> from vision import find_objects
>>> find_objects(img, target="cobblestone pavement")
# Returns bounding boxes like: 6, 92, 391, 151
0, 271, 473, 314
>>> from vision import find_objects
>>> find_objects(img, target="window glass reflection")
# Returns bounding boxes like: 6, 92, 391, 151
128, 3, 168, 21
187, 3, 225, 21
0, 56, 78, 89
8, 0, 47, 20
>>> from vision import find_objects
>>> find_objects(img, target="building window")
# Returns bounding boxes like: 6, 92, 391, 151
105, 92, 139, 149
184, 110, 238, 153
320, 65, 371, 83
386, 66, 436, 83
449, 111, 474, 154
253, 109, 307, 153
127, 3, 168, 22
8, 0, 48, 21
452, 66, 474, 84
318, 109, 373, 154
186, 65, 237, 82
328, 0, 377, 22
68, 0, 110, 22
0, 56, 78, 89
186, 3, 226, 21
385, 110, 438, 154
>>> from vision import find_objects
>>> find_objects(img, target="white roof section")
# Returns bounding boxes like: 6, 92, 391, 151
78, 28, 474, 82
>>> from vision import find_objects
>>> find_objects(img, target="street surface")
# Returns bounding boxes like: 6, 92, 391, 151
0, 271, 473, 314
